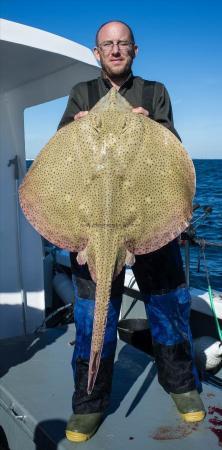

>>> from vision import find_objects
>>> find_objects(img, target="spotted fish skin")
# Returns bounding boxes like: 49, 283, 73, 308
19, 88, 195, 393
86, 229, 124, 393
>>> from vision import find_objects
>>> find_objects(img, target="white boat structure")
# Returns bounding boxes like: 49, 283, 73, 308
0, 18, 222, 450
0, 18, 100, 340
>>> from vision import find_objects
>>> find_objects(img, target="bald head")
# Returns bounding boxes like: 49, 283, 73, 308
95, 21, 135, 46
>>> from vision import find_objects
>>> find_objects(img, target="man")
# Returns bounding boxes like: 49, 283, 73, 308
58, 21, 205, 443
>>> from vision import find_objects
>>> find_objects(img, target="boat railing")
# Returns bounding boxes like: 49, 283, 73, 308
180, 203, 222, 287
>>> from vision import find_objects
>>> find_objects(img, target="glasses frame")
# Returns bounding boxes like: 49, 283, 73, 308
97, 40, 135, 53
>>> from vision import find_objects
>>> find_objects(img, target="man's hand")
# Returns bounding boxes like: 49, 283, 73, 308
73, 108, 149, 120
74, 111, 88, 121
132, 107, 149, 117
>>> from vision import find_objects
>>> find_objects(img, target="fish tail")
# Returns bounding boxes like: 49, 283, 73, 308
87, 229, 122, 395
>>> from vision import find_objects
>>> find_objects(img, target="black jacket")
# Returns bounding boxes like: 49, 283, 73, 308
58, 73, 180, 140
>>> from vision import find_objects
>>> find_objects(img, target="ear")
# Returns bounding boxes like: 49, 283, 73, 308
133, 45, 138, 59
93, 47, 101, 62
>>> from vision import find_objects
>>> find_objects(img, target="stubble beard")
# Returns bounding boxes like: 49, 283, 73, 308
100, 55, 134, 82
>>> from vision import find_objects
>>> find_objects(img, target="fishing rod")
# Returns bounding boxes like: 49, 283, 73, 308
201, 241, 222, 342
191, 205, 213, 227
180, 203, 220, 286
192, 238, 222, 249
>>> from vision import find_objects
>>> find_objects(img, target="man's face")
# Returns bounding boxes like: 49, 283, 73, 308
93, 22, 138, 78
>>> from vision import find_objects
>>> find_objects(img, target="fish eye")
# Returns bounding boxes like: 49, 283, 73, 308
91, 114, 102, 132
120, 117, 131, 134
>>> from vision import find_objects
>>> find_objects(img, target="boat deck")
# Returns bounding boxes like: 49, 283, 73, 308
0, 325, 222, 449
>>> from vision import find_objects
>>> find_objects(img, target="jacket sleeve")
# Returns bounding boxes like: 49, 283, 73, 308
57, 83, 88, 130
153, 83, 181, 141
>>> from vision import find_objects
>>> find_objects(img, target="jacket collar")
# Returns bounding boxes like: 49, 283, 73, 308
100, 70, 134, 90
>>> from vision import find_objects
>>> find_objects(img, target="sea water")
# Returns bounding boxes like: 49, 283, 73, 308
185, 159, 222, 291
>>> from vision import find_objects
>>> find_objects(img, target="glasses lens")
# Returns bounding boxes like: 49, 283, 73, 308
99, 41, 133, 52
119, 41, 132, 49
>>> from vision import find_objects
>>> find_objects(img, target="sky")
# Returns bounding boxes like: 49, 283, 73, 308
1, 0, 222, 159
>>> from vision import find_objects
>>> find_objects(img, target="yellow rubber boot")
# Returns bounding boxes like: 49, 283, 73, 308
170, 390, 206, 423
66, 412, 103, 442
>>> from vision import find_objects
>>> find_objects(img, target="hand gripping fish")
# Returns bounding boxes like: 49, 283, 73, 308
19, 88, 195, 394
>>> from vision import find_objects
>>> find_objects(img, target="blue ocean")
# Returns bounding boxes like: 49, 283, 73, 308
185, 159, 222, 292
26, 159, 222, 292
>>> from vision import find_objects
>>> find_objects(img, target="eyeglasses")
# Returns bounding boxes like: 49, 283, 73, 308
97, 40, 134, 53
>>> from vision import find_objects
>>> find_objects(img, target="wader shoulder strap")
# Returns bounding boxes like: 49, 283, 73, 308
87, 79, 100, 110
88, 78, 156, 116
141, 80, 156, 119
